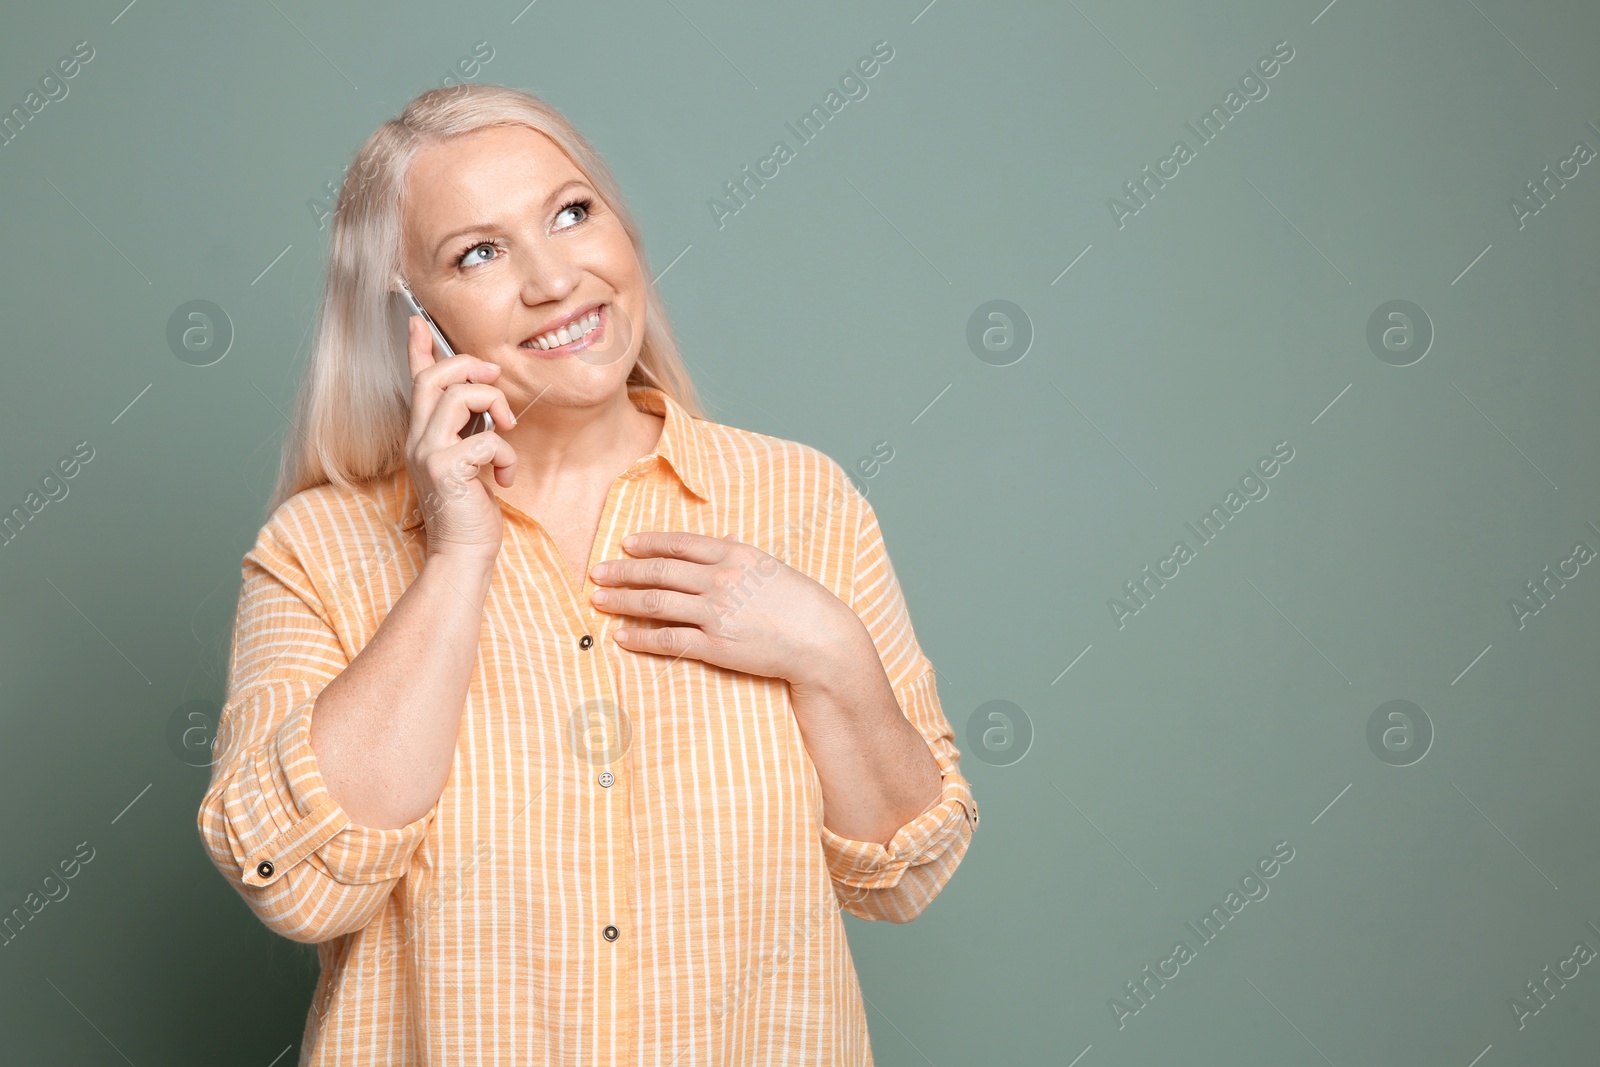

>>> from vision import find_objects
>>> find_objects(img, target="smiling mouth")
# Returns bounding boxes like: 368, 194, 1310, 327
519, 303, 606, 354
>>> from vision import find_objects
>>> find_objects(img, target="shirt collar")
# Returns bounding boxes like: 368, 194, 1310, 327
397, 384, 710, 532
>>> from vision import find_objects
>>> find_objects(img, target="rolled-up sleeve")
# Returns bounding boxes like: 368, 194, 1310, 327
196, 519, 433, 944
818, 480, 978, 923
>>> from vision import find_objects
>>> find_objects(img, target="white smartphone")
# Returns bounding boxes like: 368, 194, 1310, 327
396, 278, 494, 437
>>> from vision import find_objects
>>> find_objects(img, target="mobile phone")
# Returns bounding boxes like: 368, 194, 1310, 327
396, 278, 494, 437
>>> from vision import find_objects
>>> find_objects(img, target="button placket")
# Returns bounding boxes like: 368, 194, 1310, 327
573, 465, 647, 646
567, 465, 638, 1055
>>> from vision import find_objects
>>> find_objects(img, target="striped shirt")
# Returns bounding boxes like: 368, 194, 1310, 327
197, 384, 978, 1066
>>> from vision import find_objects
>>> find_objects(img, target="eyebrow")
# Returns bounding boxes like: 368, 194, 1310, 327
431, 177, 592, 260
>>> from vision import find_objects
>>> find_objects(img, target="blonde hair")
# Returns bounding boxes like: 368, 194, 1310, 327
267, 83, 706, 516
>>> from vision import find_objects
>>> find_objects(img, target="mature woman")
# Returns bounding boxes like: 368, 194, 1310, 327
197, 83, 977, 1066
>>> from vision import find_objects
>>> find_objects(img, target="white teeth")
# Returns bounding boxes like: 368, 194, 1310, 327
527, 308, 601, 350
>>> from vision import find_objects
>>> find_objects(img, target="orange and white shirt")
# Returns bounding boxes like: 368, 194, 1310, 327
197, 384, 978, 1066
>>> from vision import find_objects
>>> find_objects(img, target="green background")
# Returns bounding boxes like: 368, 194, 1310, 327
3, 0, 1599, 1063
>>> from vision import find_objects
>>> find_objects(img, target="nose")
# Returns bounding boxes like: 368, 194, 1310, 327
516, 233, 580, 307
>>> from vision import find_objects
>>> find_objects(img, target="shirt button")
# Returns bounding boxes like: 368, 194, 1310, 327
578, 634, 594, 650
598, 771, 614, 787
602, 924, 619, 942
256, 860, 274, 879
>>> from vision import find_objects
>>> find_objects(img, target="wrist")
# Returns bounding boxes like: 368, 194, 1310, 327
422, 547, 496, 590
791, 613, 877, 696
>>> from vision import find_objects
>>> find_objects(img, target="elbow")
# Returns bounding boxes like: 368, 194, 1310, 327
250, 891, 366, 945
835, 883, 930, 924
833, 869, 932, 924
839, 831, 973, 924
235, 886, 342, 944
233, 863, 364, 944
195, 795, 376, 946
212, 854, 375, 945
877, 884, 935, 924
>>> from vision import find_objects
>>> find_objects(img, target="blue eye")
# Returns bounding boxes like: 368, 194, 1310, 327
554, 197, 593, 229
452, 197, 596, 268
456, 242, 498, 267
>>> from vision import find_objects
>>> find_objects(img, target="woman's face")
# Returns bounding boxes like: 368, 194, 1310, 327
399, 124, 645, 414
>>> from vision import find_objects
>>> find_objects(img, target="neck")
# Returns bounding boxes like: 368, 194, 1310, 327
497, 385, 660, 500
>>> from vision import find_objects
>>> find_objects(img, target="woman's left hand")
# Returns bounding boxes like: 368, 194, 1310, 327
587, 531, 863, 684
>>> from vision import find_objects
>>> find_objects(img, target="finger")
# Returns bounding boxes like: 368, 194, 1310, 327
441, 430, 518, 488
421, 382, 515, 450
485, 383, 517, 431
414, 348, 501, 390
614, 623, 701, 660
619, 531, 727, 565
405, 315, 436, 380
413, 366, 509, 449
590, 585, 711, 627
590, 554, 706, 593
410, 348, 502, 437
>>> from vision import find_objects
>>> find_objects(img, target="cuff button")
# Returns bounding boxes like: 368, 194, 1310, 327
256, 860, 275, 879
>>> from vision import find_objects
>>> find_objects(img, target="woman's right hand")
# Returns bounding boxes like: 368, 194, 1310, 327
404, 315, 519, 564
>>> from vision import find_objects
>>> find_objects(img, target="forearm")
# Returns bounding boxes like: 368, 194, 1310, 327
788, 625, 943, 847
308, 551, 493, 829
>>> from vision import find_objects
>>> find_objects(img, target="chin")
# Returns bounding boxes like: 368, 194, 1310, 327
511, 367, 638, 410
